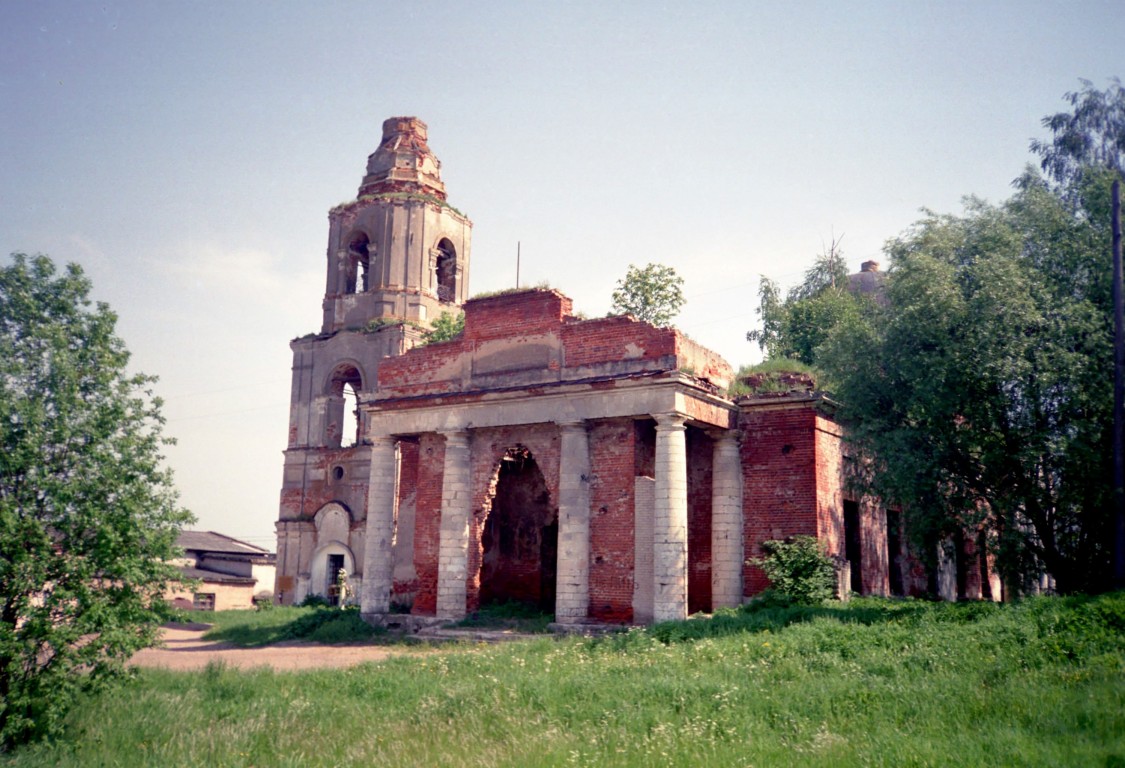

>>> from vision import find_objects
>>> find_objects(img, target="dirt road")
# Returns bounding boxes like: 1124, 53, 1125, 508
129, 624, 412, 671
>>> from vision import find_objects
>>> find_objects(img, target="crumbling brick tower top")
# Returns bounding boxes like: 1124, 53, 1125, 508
359, 116, 447, 199
321, 116, 472, 334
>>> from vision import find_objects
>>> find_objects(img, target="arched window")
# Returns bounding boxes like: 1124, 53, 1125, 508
436, 238, 456, 302
328, 365, 363, 447
345, 234, 371, 294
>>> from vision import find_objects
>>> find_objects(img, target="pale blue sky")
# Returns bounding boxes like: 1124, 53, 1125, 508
2, 1, 1121, 547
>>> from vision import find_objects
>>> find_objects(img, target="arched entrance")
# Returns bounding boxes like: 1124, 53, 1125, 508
479, 447, 558, 613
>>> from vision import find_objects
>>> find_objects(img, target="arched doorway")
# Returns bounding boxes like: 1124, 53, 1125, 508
479, 447, 558, 613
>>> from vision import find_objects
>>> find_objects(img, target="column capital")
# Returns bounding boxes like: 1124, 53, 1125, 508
556, 419, 588, 433
369, 434, 398, 448
706, 427, 739, 445
653, 412, 687, 431
438, 428, 470, 448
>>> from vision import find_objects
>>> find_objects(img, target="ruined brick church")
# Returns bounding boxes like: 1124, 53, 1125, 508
274, 117, 997, 624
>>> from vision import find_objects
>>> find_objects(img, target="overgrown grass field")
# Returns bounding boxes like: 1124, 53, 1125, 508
6, 595, 1124, 767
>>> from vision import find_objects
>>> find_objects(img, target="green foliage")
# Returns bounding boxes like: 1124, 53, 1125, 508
297, 593, 331, 608
468, 282, 552, 301
750, 536, 838, 604
0, 254, 193, 749
421, 311, 464, 344
282, 606, 383, 644
7, 595, 1125, 766
747, 240, 868, 366
729, 358, 818, 396
1031, 77, 1125, 191
454, 600, 554, 633
819, 180, 1113, 593
361, 317, 423, 334
610, 262, 685, 327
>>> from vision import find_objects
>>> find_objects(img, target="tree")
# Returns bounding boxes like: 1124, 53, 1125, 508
747, 238, 866, 366
1031, 78, 1125, 589
0, 254, 192, 749
1031, 77, 1125, 192
422, 311, 464, 344
819, 182, 1112, 594
610, 263, 685, 327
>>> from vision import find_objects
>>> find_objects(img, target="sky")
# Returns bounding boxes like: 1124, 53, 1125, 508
2, 1, 1122, 550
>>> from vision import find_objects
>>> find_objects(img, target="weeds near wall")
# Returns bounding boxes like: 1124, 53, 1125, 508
750, 535, 838, 605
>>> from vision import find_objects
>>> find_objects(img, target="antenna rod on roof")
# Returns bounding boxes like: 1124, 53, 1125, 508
516, 241, 521, 288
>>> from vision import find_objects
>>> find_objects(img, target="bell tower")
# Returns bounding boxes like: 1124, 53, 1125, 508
322, 116, 471, 332
275, 117, 472, 605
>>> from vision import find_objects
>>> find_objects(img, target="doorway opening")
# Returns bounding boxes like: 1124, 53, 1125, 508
479, 447, 558, 615
844, 499, 863, 595
326, 553, 345, 605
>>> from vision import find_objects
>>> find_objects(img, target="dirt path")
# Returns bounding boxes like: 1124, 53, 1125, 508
130, 624, 413, 671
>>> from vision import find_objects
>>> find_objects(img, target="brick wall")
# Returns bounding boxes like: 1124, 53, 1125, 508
375, 288, 731, 400
560, 315, 677, 369
280, 447, 371, 522
588, 418, 637, 622
411, 432, 444, 615
463, 289, 573, 342
739, 402, 819, 596
686, 427, 713, 614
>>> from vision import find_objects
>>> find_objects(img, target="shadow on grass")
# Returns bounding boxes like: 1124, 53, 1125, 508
649, 594, 975, 644
198, 606, 397, 647
647, 591, 1125, 646
453, 600, 555, 633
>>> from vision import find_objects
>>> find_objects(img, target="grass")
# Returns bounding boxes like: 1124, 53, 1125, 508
186, 605, 386, 647
729, 358, 819, 397
452, 600, 555, 633
6, 594, 1124, 766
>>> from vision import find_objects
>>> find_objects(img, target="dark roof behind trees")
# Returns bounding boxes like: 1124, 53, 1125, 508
176, 530, 272, 557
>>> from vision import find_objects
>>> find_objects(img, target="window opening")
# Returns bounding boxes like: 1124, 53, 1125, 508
327, 365, 363, 448
341, 383, 359, 447
436, 239, 456, 302
193, 593, 216, 611
346, 234, 371, 294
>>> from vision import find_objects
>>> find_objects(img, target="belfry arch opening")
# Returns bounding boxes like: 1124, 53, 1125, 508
435, 239, 456, 302
328, 365, 363, 447
478, 447, 558, 614
346, 233, 371, 294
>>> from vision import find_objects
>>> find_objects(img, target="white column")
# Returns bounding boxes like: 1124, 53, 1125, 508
653, 412, 689, 623
436, 429, 472, 619
710, 429, 744, 609
555, 421, 591, 624
361, 436, 398, 614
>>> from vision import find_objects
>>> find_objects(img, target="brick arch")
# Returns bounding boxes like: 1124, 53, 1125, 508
323, 363, 366, 448
308, 502, 357, 603
466, 427, 563, 613
342, 230, 375, 294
